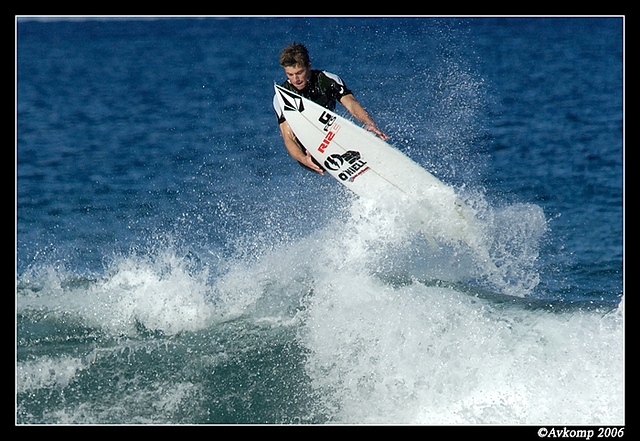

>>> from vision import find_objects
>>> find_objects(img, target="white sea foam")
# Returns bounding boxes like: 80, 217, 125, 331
300, 279, 623, 424
18, 248, 218, 337
208, 194, 623, 424
17, 355, 86, 394
16, 192, 623, 424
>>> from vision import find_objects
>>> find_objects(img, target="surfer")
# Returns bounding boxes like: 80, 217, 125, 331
274, 42, 389, 174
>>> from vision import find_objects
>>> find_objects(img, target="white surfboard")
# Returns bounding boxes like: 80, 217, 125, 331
274, 84, 476, 247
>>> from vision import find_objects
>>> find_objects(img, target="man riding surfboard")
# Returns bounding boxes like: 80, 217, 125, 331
273, 42, 388, 174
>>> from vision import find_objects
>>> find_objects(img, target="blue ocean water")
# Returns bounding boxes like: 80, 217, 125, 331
16, 17, 623, 424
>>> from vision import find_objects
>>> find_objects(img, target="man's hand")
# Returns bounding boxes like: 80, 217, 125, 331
302, 151, 324, 175
365, 123, 390, 141
280, 121, 324, 175
340, 94, 390, 141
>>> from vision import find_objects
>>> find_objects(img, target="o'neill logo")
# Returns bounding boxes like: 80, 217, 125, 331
323, 150, 370, 182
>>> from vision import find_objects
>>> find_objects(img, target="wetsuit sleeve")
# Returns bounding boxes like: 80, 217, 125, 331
322, 71, 353, 100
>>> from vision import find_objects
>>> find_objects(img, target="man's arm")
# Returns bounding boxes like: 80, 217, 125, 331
278, 120, 325, 175
340, 94, 389, 140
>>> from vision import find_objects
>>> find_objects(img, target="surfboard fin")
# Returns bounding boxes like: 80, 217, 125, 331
422, 230, 439, 249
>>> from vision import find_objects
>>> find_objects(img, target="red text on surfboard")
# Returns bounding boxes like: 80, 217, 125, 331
318, 123, 341, 153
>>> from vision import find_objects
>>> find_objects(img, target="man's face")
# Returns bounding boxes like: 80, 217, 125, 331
284, 63, 312, 90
